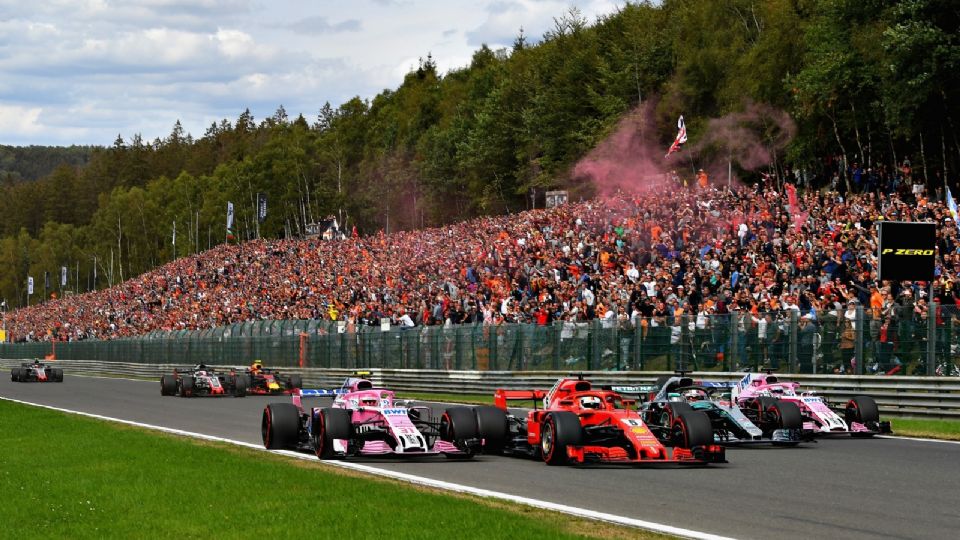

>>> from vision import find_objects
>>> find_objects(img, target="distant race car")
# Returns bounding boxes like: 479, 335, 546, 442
261, 372, 502, 459
160, 365, 249, 397
10, 360, 63, 383
733, 371, 891, 437
640, 373, 803, 446
245, 363, 302, 395
491, 375, 725, 466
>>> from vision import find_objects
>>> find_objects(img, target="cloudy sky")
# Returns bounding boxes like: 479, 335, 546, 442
0, 0, 622, 147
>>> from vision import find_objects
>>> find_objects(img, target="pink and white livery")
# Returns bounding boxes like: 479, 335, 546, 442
260, 372, 507, 459
733, 372, 891, 437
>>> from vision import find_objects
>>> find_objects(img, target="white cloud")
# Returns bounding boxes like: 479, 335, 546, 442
0, 0, 625, 146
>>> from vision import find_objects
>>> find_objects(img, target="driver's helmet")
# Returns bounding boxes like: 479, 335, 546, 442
667, 392, 684, 402
683, 389, 704, 403
251, 360, 263, 370
579, 396, 601, 409
360, 396, 378, 407
769, 386, 785, 395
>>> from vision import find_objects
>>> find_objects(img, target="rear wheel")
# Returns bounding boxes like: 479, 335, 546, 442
160, 375, 177, 396
474, 406, 509, 453
287, 374, 303, 390
671, 410, 713, 449
262, 403, 300, 449
11, 368, 20, 382
179, 376, 195, 397
541, 412, 583, 466
846, 396, 880, 424
313, 408, 352, 459
51, 368, 63, 382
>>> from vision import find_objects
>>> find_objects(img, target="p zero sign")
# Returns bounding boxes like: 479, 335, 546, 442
878, 221, 936, 281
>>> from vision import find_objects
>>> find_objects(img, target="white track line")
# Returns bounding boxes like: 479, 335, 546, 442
1, 395, 733, 540
877, 434, 960, 445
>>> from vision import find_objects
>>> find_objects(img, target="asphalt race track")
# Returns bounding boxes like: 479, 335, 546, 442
3, 375, 959, 540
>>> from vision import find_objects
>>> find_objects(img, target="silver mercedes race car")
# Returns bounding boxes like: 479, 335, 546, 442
637, 374, 804, 446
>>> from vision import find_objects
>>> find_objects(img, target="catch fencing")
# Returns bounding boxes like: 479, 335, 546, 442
2, 308, 959, 376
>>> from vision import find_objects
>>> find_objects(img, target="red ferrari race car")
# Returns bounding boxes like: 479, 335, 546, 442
160, 364, 249, 397
245, 361, 302, 395
10, 360, 63, 383
489, 375, 725, 466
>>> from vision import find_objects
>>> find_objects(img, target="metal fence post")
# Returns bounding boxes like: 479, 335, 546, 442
789, 310, 798, 373
928, 297, 937, 376
855, 306, 864, 375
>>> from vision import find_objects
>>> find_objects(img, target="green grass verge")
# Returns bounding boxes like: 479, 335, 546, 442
890, 418, 960, 440
0, 400, 669, 540
400, 392, 495, 405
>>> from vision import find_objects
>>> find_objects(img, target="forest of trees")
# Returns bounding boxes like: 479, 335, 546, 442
0, 0, 957, 308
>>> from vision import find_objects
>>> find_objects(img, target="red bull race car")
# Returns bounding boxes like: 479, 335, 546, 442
10, 360, 63, 383
160, 365, 249, 397
490, 375, 725, 466
245, 361, 302, 395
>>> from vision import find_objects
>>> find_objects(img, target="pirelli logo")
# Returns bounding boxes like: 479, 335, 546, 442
878, 221, 936, 281
881, 248, 934, 255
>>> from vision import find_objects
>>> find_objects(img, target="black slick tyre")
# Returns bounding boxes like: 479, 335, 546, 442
287, 374, 303, 390
541, 411, 583, 466
846, 396, 880, 424
474, 406, 509, 453
768, 401, 802, 430
160, 375, 177, 396
179, 376, 195, 397
262, 403, 300, 450
440, 407, 479, 442
11, 368, 20, 382
233, 374, 248, 397
52, 368, 63, 382
672, 410, 713, 449
313, 408, 352, 459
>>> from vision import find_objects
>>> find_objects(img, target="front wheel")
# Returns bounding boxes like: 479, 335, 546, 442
541, 412, 583, 466
474, 406, 509, 454
313, 408, 352, 459
262, 403, 300, 450
671, 410, 713, 449
11, 368, 21, 382
846, 396, 880, 424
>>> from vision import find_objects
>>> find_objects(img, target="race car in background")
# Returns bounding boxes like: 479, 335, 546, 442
491, 375, 725, 466
640, 374, 803, 446
245, 361, 302, 395
160, 365, 249, 397
10, 360, 63, 383
734, 371, 891, 437
262, 372, 503, 459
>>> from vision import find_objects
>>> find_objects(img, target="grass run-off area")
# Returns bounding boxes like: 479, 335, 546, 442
891, 418, 960, 440
400, 392, 960, 441
0, 400, 668, 540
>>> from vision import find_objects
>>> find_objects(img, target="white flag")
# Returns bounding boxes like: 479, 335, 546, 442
27, 276, 34, 295
226, 201, 235, 236
61, 266, 67, 287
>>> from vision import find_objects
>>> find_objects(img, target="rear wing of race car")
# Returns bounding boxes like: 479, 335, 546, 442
299, 389, 350, 397
601, 385, 657, 405
494, 389, 546, 410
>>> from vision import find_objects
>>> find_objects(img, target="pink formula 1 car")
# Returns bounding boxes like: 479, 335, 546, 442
261, 372, 506, 459
733, 372, 891, 437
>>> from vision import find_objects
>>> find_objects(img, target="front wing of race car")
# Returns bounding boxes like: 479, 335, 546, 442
563, 443, 726, 465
